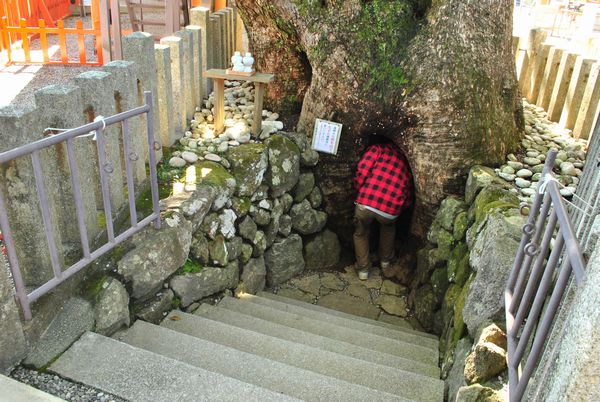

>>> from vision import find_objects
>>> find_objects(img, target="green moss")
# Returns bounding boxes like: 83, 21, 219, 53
470, 186, 520, 228
177, 258, 203, 275
447, 242, 468, 283
193, 161, 235, 189
84, 275, 109, 299
266, 133, 301, 154
232, 197, 251, 217
453, 275, 474, 344
171, 296, 182, 309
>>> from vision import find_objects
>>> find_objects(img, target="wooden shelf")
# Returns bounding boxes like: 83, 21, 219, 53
204, 68, 275, 84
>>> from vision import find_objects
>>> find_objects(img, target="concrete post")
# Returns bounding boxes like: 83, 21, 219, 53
73, 71, 126, 213
174, 29, 196, 121
103, 61, 147, 188
154, 44, 177, 147
34, 85, 100, 246
0, 252, 26, 373
547, 52, 578, 122
122, 32, 162, 160
559, 57, 595, 130
537, 47, 563, 110
573, 63, 600, 140
186, 25, 203, 107
160, 36, 187, 135
190, 6, 211, 96
527, 43, 551, 104
0, 106, 61, 285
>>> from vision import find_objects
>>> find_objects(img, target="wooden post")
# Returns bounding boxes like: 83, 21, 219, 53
214, 77, 225, 133
58, 20, 67, 63
99, 0, 112, 62
76, 20, 86, 64
253, 82, 265, 137
19, 19, 30, 63
39, 19, 49, 62
109, 0, 122, 59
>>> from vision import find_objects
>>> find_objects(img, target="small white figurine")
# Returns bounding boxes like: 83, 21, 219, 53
242, 52, 255, 73
231, 51, 244, 72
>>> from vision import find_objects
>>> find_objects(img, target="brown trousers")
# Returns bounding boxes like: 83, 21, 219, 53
353, 204, 396, 270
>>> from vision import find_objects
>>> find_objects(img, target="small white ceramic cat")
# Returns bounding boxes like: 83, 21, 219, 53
242, 52, 255, 72
231, 51, 244, 72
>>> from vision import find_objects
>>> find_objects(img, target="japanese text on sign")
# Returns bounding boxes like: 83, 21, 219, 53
311, 119, 342, 155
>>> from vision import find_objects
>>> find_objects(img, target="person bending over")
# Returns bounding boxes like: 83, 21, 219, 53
353, 136, 413, 280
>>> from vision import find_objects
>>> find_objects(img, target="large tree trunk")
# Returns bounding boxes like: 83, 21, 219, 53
236, 0, 523, 242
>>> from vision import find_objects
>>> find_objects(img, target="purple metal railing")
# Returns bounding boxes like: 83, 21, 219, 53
0, 91, 161, 321
504, 150, 587, 402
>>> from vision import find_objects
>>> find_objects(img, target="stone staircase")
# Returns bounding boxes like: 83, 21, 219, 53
49, 292, 444, 401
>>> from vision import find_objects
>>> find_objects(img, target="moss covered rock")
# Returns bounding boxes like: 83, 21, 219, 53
193, 161, 237, 210
464, 165, 512, 204
226, 143, 268, 197
433, 196, 467, 232
414, 284, 438, 331
303, 230, 341, 270
265, 134, 301, 197
453, 211, 469, 241
453, 276, 473, 344
431, 267, 450, 304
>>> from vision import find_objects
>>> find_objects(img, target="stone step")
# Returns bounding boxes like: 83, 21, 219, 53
162, 311, 444, 402
0, 374, 66, 402
218, 297, 439, 365
255, 291, 439, 345
48, 332, 299, 402
259, 290, 430, 334
120, 320, 409, 402
194, 303, 439, 378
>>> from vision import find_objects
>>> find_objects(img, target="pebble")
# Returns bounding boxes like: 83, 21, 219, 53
501, 166, 515, 174
560, 162, 576, 176
507, 161, 524, 170
523, 157, 541, 166
521, 188, 537, 196
560, 187, 575, 197
217, 142, 229, 153
515, 178, 531, 188
516, 169, 533, 178
498, 172, 515, 181
169, 156, 186, 168
181, 151, 198, 164
205, 153, 221, 162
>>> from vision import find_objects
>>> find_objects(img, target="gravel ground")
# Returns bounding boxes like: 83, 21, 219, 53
11, 367, 126, 402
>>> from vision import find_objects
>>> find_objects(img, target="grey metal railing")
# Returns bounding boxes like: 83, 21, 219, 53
0, 91, 161, 321
504, 150, 587, 402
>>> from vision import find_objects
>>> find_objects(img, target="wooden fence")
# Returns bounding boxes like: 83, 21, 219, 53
514, 28, 600, 141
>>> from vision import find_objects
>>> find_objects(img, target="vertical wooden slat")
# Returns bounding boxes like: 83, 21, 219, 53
91, 0, 103, 64
36, 0, 56, 27
99, 0, 111, 62
109, 0, 122, 59
39, 19, 49, 62
76, 19, 86, 63
58, 19, 67, 63
1, 17, 12, 62
19, 18, 30, 62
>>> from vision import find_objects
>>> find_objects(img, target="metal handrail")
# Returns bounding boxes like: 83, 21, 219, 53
0, 91, 161, 320
504, 150, 587, 402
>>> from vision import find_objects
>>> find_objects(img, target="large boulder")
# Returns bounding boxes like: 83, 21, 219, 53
190, 232, 210, 265
293, 172, 315, 202
265, 234, 305, 285
303, 230, 341, 270
226, 143, 268, 197
161, 185, 216, 231
464, 165, 513, 204
94, 278, 130, 336
280, 131, 319, 167
192, 161, 237, 210
433, 196, 467, 232
290, 199, 327, 235
118, 215, 192, 300
413, 284, 437, 331
135, 289, 174, 324
464, 342, 507, 384
463, 212, 524, 336
467, 186, 520, 245
169, 261, 239, 307
456, 384, 505, 402
265, 134, 301, 197
235, 256, 267, 295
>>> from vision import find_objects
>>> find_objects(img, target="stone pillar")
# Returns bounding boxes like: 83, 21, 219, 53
154, 44, 177, 147
0, 252, 26, 374
210, 14, 223, 69
34, 85, 100, 247
218, 11, 228, 67
103, 61, 147, 188
190, 6, 211, 96
160, 36, 187, 135
520, 29, 547, 100
515, 35, 529, 82
536, 47, 563, 110
0, 106, 61, 285
547, 52, 578, 122
234, 6, 243, 52
573, 63, 600, 140
174, 29, 196, 121
224, 8, 234, 61
186, 25, 203, 108
122, 32, 162, 160
527, 43, 551, 104
559, 57, 595, 130
73, 71, 126, 213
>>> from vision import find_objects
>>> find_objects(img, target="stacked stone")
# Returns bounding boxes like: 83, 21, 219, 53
168, 81, 284, 169
496, 100, 587, 202
413, 166, 525, 401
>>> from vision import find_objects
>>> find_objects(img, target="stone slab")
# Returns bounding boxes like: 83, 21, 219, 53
255, 292, 439, 346
50, 332, 296, 402
24, 298, 94, 369
159, 36, 187, 135
163, 311, 443, 401
193, 303, 439, 377
259, 290, 425, 334
121, 320, 408, 401
154, 44, 176, 146
0, 298, 26, 374
218, 297, 438, 364
0, 374, 65, 401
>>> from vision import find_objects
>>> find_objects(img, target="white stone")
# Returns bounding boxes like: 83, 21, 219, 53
515, 178, 531, 188
205, 153, 222, 162
560, 187, 575, 197
181, 151, 198, 164
168, 157, 186, 168
217, 142, 229, 153
516, 169, 533, 178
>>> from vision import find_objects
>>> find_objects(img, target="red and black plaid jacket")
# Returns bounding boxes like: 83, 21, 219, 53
354, 143, 413, 216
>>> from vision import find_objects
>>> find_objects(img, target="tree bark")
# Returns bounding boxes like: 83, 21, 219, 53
235, 0, 522, 242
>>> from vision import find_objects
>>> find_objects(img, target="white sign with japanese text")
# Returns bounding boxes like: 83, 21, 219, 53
311, 118, 342, 155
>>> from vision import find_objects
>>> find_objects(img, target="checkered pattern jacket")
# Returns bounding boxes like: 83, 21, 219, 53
354, 143, 413, 216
